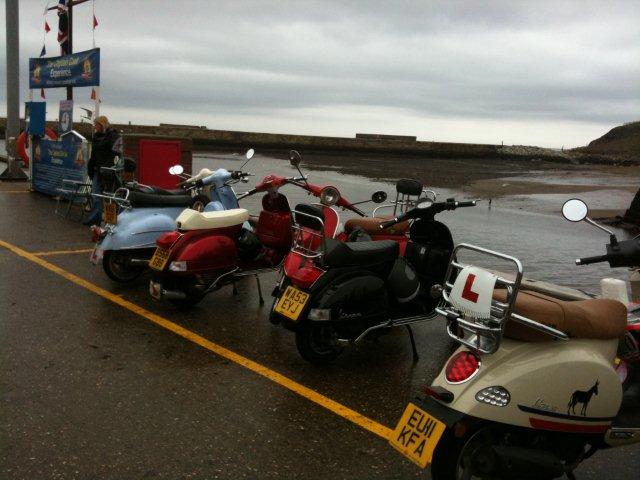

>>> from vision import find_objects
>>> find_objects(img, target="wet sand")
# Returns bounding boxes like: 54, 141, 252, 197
300, 153, 638, 200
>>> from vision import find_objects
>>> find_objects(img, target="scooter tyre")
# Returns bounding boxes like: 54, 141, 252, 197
431, 425, 558, 480
103, 250, 144, 283
295, 322, 343, 365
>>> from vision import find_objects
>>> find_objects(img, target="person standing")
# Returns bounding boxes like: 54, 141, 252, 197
83, 116, 119, 225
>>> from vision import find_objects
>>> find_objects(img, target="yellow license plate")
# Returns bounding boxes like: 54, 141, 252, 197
274, 285, 310, 321
103, 202, 118, 225
389, 402, 447, 468
149, 247, 171, 271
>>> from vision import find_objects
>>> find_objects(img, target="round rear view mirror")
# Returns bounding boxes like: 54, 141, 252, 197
169, 164, 184, 175
246, 148, 255, 160
320, 186, 340, 206
289, 150, 302, 167
372, 191, 387, 203
562, 199, 588, 222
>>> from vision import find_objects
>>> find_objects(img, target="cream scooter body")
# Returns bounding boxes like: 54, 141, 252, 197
431, 337, 623, 435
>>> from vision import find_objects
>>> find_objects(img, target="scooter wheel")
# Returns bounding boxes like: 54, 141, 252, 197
295, 322, 343, 365
431, 425, 560, 480
102, 251, 144, 283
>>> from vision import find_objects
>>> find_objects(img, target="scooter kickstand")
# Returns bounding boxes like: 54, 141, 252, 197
406, 325, 419, 362
255, 274, 265, 306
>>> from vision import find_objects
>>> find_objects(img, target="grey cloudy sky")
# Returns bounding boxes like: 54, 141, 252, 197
2, 0, 639, 147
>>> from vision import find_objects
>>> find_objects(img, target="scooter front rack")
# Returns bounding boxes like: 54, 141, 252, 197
436, 243, 568, 354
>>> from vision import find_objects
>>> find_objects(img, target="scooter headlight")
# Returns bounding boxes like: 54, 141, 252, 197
169, 261, 187, 272
475, 386, 510, 407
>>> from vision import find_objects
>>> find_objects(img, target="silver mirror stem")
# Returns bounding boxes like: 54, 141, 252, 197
584, 216, 615, 236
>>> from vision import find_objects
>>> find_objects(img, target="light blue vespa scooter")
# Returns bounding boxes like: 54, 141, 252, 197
90, 149, 254, 283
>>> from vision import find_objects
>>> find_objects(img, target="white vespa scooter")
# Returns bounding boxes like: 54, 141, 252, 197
389, 199, 640, 479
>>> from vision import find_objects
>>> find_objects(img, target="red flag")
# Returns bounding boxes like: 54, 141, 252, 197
93, 15, 99, 29
40, 88, 46, 99
90, 88, 97, 100
44, 21, 51, 33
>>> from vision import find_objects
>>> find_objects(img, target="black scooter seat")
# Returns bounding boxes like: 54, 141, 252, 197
127, 190, 196, 208
324, 239, 398, 267
152, 187, 187, 195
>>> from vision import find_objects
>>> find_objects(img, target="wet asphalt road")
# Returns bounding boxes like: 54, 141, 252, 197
1, 165, 639, 479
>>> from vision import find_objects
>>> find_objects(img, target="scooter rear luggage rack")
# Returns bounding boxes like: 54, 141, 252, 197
290, 209, 327, 259
438, 243, 568, 354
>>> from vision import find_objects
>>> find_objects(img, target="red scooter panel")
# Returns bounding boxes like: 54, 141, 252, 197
283, 251, 325, 290
171, 226, 241, 273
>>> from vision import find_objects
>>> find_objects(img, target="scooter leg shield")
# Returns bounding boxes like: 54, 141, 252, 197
386, 257, 420, 303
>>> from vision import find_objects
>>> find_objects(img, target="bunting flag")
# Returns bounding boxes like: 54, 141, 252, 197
44, 20, 51, 33
57, 0, 69, 55
93, 14, 99, 29
40, 45, 46, 57
40, 88, 46, 99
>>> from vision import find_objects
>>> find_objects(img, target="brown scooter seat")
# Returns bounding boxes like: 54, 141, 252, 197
344, 216, 410, 235
493, 290, 627, 342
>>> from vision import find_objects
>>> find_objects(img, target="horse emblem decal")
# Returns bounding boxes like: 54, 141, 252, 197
567, 380, 599, 416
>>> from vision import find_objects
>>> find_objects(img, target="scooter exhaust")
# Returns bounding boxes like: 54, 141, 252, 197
491, 445, 565, 479
129, 258, 150, 266
161, 289, 187, 301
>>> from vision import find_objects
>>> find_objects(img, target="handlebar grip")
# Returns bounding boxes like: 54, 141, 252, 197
456, 200, 477, 207
177, 180, 189, 188
379, 218, 399, 230
576, 254, 609, 266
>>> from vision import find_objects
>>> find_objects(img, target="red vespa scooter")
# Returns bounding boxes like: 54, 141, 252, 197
148, 151, 387, 308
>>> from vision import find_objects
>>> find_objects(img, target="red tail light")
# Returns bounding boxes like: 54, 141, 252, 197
445, 351, 480, 384
156, 231, 182, 249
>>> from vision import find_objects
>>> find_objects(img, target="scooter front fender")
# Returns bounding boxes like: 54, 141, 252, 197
100, 207, 186, 251
431, 337, 621, 433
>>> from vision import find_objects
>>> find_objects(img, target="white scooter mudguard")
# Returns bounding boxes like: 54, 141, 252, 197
431, 337, 621, 434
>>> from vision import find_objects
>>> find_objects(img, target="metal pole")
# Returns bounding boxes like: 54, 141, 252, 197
66, 1, 73, 100
1, 0, 28, 181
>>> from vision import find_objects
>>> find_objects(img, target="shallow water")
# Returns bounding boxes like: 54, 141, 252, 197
193, 151, 634, 293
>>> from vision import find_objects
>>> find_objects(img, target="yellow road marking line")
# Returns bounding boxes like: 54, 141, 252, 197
0, 238, 392, 440
0, 190, 29, 193
33, 248, 94, 256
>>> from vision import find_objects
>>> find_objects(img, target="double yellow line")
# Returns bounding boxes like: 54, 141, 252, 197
0, 238, 392, 440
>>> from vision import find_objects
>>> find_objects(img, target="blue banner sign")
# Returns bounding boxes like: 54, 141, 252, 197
29, 48, 100, 89
32, 134, 88, 196
25, 101, 46, 136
